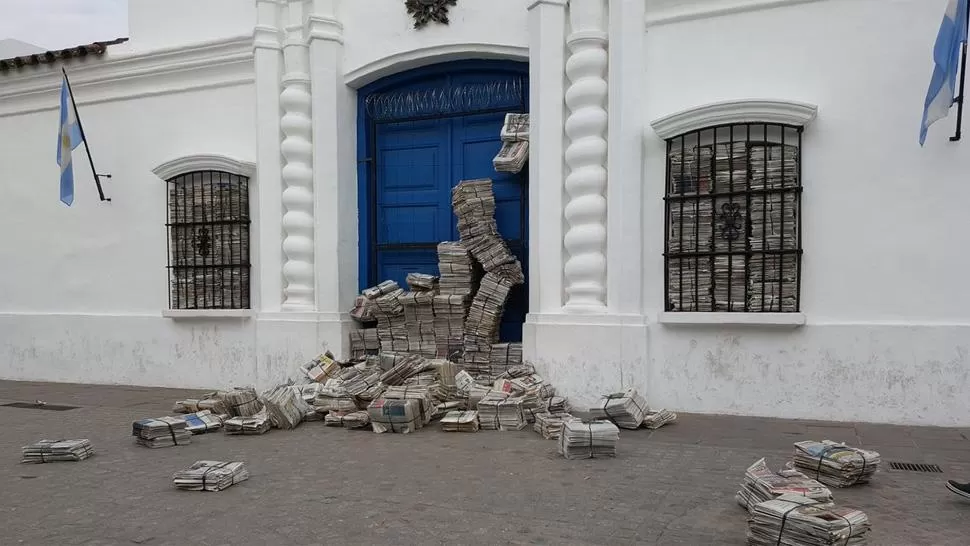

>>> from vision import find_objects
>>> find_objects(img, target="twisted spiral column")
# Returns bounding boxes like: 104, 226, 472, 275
280, 7, 315, 311
563, 0, 608, 309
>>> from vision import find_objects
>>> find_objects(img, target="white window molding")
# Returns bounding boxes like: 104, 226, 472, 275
650, 98, 818, 140
659, 312, 806, 327
162, 309, 254, 319
153, 154, 257, 181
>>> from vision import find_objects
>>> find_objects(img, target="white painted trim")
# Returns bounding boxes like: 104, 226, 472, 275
658, 312, 806, 326
152, 154, 257, 181
526, 312, 649, 327
645, 0, 828, 28
162, 309, 255, 319
650, 98, 818, 139
528, 0, 568, 8
0, 35, 253, 117
344, 44, 529, 88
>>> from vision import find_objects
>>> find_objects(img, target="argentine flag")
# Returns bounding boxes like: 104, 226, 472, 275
920, 0, 969, 146
57, 74, 83, 206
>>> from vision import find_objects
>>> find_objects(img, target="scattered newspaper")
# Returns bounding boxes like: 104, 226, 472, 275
791, 440, 881, 488
173, 461, 249, 492
747, 494, 871, 545
558, 420, 619, 460
643, 409, 677, 429
736, 458, 833, 512
589, 389, 648, 429
132, 416, 191, 448
21, 439, 93, 463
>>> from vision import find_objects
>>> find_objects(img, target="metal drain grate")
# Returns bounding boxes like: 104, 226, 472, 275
1, 402, 79, 411
888, 461, 943, 473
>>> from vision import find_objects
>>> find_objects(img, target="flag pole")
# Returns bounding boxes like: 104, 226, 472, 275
61, 68, 111, 202
952, 4, 970, 142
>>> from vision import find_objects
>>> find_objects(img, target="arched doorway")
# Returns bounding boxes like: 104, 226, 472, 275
356, 59, 529, 342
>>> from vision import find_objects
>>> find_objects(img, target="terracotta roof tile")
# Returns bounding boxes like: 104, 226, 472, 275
0, 38, 129, 72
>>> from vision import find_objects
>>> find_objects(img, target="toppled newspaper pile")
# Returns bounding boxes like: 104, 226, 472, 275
747, 494, 871, 545
589, 389, 648, 429
225, 410, 271, 435
534, 412, 575, 440
223, 386, 264, 417
441, 410, 480, 432
791, 440, 881, 488
132, 416, 191, 448
182, 410, 226, 434
324, 410, 371, 429
260, 384, 308, 430
300, 352, 342, 383
173, 461, 249, 492
643, 409, 677, 429
558, 420, 619, 460
21, 439, 93, 463
736, 458, 833, 512
492, 113, 530, 174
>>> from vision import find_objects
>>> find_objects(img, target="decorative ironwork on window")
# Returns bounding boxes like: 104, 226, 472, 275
364, 78, 525, 123
663, 123, 803, 313
166, 171, 251, 309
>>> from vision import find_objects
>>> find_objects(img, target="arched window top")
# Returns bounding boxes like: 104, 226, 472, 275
650, 98, 818, 140
152, 154, 256, 182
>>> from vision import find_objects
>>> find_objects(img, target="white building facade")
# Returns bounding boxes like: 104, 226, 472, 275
1, 0, 968, 427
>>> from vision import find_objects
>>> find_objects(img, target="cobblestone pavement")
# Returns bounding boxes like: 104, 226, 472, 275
0, 380, 968, 545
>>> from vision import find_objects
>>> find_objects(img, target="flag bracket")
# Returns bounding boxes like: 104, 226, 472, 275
62, 68, 111, 202
953, 4, 970, 142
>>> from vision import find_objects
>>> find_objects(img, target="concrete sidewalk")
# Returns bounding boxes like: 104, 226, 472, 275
0, 380, 967, 545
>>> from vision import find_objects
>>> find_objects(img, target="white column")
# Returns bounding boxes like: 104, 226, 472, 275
254, 0, 284, 312
562, 0, 609, 311
280, 0, 316, 311
526, 0, 567, 315
606, 0, 644, 315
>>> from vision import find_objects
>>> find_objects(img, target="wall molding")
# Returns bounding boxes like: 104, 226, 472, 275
650, 98, 818, 139
152, 154, 257, 181
645, 0, 828, 27
345, 43, 529, 88
0, 35, 254, 118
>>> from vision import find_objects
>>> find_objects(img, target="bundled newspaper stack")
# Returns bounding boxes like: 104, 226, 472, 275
324, 410, 371, 429
736, 458, 833, 512
558, 420, 619, 460
441, 410, 480, 432
463, 273, 516, 374
589, 389, 648, 430
182, 410, 225, 434
400, 290, 438, 357
338, 362, 386, 402
534, 412, 575, 440
172, 392, 228, 415
383, 385, 435, 426
747, 494, 871, 546
489, 342, 523, 378
132, 416, 192, 448
367, 398, 423, 434
223, 386, 264, 417
349, 328, 381, 358
437, 242, 479, 297
380, 352, 434, 386
407, 273, 439, 292
643, 409, 678, 430
477, 390, 510, 430
260, 384, 308, 430
225, 410, 272, 435
452, 179, 524, 280
493, 113, 530, 174
313, 385, 359, 414
288, 383, 324, 405
300, 353, 343, 383
433, 294, 468, 359
21, 439, 94, 463
351, 280, 400, 324
173, 461, 250, 492
791, 440, 881, 488
541, 396, 570, 414
373, 288, 408, 353
478, 392, 527, 430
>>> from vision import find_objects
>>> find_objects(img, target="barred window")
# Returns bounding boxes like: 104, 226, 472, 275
664, 123, 802, 313
166, 171, 251, 309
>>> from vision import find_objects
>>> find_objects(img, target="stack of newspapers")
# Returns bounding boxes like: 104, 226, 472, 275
182, 410, 225, 434
379, 352, 433, 386
558, 420, 619, 460
312, 385, 359, 414
589, 389, 648, 430
348, 328, 380, 358
489, 342, 523, 378
441, 410, 480, 432
791, 440, 881, 488
463, 272, 516, 374
477, 391, 510, 430
736, 458, 833, 511
367, 398, 423, 434
492, 113, 530, 174
132, 416, 191, 448
173, 461, 249, 492
172, 393, 228, 415
534, 412, 575, 440
747, 494, 871, 546
373, 288, 408, 353
260, 384, 307, 430
21, 439, 94, 463
436, 242, 479, 297
383, 385, 435, 426
400, 290, 438, 357
643, 409, 677, 429
452, 179, 523, 280
225, 410, 272, 435
223, 386, 264, 417
301, 353, 342, 383
406, 272, 439, 292
433, 293, 468, 359
324, 410, 371, 429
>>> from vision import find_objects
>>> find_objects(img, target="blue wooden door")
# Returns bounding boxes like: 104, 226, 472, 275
361, 61, 528, 342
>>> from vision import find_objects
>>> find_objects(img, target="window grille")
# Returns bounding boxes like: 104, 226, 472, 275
166, 171, 251, 309
663, 123, 802, 312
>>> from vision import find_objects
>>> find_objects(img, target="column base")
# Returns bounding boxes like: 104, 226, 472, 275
255, 312, 352, 389
523, 312, 649, 409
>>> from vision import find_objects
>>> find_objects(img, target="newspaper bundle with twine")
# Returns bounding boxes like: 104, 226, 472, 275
324, 410, 371, 429
223, 386, 264, 417
182, 410, 226, 434
791, 440, 881, 488
736, 458, 833, 512
747, 493, 871, 545
440, 410, 480, 432
132, 416, 191, 448
558, 420, 619, 460
173, 461, 249, 492
225, 410, 271, 435
534, 412, 575, 440
492, 113, 530, 173
21, 439, 94, 463
589, 389, 648, 430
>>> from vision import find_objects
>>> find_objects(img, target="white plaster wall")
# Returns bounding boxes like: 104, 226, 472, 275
127, 0, 256, 51
641, 0, 970, 425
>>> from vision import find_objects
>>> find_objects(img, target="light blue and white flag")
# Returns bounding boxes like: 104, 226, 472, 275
57, 74, 83, 205
920, 0, 969, 146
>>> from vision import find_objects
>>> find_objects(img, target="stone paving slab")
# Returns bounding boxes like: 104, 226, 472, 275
0, 380, 968, 545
